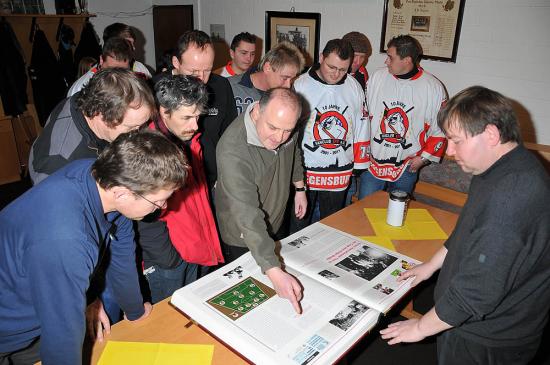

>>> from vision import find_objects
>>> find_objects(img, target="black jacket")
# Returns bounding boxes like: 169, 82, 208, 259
28, 30, 67, 125
0, 19, 27, 116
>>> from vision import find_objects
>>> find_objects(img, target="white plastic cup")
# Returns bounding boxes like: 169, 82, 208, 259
386, 190, 409, 227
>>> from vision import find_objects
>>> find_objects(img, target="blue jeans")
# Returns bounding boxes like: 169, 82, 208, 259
290, 190, 347, 234
144, 260, 198, 304
358, 168, 418, 200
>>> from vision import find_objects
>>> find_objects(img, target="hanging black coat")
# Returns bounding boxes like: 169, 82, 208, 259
58, 24, 76, 87
28, 29, 68, 125
73, 21, 101, 68
0, 19, 28, 117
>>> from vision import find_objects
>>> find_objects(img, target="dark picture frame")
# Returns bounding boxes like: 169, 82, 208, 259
265, 11, 321, 68
380, 0, 466, 62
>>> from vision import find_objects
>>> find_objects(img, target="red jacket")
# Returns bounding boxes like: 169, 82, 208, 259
149, 120, 224, 266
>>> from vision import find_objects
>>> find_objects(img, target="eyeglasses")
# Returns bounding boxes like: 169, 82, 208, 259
326, 64, 348, 74
134, 192, 167, 210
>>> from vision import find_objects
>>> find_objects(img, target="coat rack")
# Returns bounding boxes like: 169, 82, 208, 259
0, 13, 95, 184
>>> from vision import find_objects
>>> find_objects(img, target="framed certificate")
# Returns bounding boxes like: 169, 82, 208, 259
265, 11, 321, 68
380, 0, 466, 62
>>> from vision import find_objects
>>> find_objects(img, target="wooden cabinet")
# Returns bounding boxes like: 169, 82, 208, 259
0, 116, 21, 185
0, 105, 40, 185
0, 14, 93, 185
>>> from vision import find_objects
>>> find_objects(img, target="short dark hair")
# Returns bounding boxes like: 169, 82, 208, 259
92, 130, 189, 195
154, 75, 208, 114
437, 86, 521, 144
258, 41, 305, 73
103, 23, 136, 43
259, 87, 302, 116
321, 39, 354, 61
230, 32, 257, 51
102, 37, 133, 63
387, 35, 423, 65
156, 48, 175, 74
76, 68, 155, 128
175, 30, 212, 59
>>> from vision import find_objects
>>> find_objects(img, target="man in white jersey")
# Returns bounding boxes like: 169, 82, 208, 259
358, 35, 447, 198
291, 39, 368, 231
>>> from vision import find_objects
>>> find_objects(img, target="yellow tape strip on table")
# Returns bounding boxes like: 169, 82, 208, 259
98, 341, 214, 365
364, 208, 448, 240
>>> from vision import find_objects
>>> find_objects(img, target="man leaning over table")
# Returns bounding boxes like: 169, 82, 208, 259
0, 131, 189, 365
215, 88, 307, 314
138, 74, 224, 302
380, 86, 550, 365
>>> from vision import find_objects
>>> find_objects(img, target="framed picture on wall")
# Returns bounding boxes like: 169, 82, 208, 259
265, 11, 321, 68
380, 0, 466, 62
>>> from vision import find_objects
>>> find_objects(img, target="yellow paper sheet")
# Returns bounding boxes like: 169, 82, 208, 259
98, 341, 214, 365
364, 208, 448, 240
359, 236, 396, 252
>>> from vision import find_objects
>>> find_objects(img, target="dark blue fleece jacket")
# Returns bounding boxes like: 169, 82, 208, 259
0, 159, 144, 365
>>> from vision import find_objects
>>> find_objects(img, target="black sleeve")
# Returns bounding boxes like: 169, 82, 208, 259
219, 76, 237, 137
135, 218, 182, 269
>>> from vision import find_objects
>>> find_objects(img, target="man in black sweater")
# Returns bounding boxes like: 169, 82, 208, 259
380, 86, 550, 364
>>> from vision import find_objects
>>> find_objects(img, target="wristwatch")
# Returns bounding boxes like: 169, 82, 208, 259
295, 186, 307, 192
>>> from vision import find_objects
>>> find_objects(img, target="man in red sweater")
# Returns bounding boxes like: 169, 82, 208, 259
137, 75, 224, 303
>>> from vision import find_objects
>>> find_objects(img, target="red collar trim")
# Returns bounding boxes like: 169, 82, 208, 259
411, 67, 423, 80
225, 62, 236, 76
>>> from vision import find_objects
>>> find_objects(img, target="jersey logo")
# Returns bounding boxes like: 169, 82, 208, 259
304, 107, 352, 152
235, 96, 255, 115
373, 102, 413, 149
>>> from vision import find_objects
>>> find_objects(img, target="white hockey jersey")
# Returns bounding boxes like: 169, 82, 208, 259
366, 67, 447, 182
294, 69, 369, 191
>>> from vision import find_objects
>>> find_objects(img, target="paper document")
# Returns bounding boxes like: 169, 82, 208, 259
172, 223, 422, 365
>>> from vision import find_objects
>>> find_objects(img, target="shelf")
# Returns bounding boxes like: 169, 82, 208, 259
0, 13, 95, 18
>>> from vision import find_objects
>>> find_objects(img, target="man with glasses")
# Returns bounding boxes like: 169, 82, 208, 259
229, 41, 304, 115
157, 30, 237, 192
30, 67, 155, 185
290, 39, 369, 232
381, 86, 549, 365
28, 67, 155, 327
0, 131, 188, 365
137, 75, 223, 303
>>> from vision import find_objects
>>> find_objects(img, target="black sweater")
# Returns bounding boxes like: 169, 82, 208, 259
434, 145, 550, 347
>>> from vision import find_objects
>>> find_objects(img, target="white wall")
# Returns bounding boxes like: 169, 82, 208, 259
198, 0, 550, 145
86, 0, 199, 73
44, 0, 550, 144
87, 0, 156, 71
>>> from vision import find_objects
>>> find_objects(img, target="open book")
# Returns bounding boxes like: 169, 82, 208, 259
171, 222, 421, 365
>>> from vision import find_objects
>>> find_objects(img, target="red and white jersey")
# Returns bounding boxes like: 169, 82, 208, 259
366, 67, 447, 182
219, 62, 236, 78
294, 69, 369, 192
